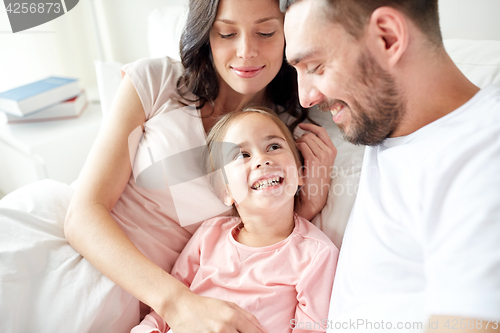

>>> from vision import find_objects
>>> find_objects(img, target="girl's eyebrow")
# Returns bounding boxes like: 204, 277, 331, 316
215, 17, 281, 25
233, 135, 286, 148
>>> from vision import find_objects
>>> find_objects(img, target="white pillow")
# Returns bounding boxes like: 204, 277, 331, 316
94, 5, 189, 118
307, 107, 364, 249
444, 39, 500, 87
94, 60, 124, 118
147, 5, 188, 60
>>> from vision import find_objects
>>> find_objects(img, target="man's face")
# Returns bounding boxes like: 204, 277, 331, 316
284, 0, 405, 146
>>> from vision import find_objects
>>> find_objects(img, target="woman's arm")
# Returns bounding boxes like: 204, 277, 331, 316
295, 123, 337, 221
65, 74, 180, 316
64, 76, 266, 333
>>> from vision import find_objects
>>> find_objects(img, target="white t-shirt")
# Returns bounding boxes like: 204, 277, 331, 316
328, 83, 500, 332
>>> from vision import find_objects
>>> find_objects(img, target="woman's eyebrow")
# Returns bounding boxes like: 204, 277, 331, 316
216, 17, 281, 25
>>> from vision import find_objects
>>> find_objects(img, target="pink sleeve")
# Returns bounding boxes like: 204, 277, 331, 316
120, 57, 180, 120
294, 244, 339, 332
170, 225, 203, 287
131, 310, 169, 333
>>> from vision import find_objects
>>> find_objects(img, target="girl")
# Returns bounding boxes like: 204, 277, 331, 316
132, 108, 339, 333
0, 0, 336, 332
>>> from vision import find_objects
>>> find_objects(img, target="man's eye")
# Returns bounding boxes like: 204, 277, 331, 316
268, 143, 282, 151
306, 65, 321, 74
219, 33, 236, 39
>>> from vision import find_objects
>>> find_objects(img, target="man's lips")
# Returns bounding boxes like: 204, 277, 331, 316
330, 103, 344, 123
320, 100, 347, 124
231, 66, 265, 78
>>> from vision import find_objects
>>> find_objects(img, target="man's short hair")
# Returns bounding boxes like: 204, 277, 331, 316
281, 0, 442, 45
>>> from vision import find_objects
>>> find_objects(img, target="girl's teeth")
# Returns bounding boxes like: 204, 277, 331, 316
253, 177, 281, 190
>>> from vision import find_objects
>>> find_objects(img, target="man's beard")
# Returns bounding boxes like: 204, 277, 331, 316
320, 50, 406, 146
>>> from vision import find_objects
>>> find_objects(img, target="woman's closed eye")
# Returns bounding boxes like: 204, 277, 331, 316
219, 32, 236, 39
258, 31, 275, 38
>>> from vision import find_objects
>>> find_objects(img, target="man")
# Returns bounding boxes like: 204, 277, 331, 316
283, 0, 500, 332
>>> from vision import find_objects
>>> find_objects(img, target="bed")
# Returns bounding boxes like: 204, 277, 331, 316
1, 1, 500, 332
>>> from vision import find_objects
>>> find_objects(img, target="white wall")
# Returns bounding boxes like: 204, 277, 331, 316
98, 0, 500, 65
439, 0, 500, 41
97, 0, 188, 64
1, 0, 500, 94
0, 1, 99, 92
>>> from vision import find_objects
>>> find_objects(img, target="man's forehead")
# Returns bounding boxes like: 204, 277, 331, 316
284, 1, 325, 64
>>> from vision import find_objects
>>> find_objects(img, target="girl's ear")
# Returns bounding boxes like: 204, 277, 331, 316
222, 187, 235, 206
297, 165, 305, 187
298, 174, 304, 187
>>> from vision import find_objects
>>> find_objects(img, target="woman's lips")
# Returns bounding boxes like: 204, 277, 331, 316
231, 66, 265, 78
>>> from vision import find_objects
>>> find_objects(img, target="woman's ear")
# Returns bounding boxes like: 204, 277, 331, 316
366, 6, 409, 69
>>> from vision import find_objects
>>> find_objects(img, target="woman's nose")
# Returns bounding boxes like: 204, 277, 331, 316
237, 35, 258, 59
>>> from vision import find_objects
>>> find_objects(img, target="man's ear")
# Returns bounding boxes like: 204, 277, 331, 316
365, 6, 409, 68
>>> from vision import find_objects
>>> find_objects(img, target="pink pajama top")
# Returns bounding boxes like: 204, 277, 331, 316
132, 215, 339, 333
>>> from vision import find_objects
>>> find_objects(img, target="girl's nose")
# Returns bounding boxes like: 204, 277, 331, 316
255, 160, 271, 168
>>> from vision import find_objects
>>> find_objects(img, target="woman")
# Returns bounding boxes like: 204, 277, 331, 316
0, 0, 336, 332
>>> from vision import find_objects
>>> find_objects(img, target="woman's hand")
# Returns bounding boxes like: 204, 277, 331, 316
295, 123, 337, 221
163, 289, 268, 333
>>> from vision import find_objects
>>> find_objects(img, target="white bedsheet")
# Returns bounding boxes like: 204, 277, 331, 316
0, 179, 138, 332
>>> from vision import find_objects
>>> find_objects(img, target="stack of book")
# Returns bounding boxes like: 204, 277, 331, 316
0, 77, 88, 124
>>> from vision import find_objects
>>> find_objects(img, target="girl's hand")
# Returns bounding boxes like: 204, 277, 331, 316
295, 123, 337, 221
164, 290, 268, 333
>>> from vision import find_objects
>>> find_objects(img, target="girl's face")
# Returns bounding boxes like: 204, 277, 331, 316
221, 113, 303, 210
209, 0, 285, 96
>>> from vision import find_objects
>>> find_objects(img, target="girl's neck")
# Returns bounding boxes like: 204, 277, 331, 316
234, 204, 295, 248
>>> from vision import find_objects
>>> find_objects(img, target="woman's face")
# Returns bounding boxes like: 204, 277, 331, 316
209, 0, 285, 96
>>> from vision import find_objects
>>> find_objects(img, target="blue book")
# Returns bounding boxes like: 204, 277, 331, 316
0, 77, 80, 117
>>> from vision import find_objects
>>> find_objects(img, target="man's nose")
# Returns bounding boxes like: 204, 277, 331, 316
298, 75, 323, 108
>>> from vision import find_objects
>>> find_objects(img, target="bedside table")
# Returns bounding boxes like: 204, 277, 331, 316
0, 103, 102, 195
